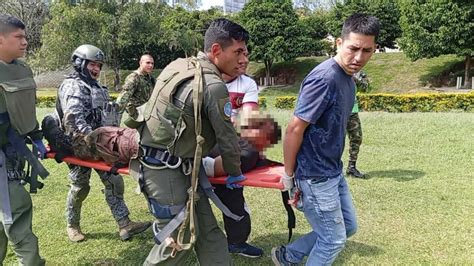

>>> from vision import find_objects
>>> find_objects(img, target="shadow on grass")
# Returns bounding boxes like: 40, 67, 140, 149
365, 169, 424, 181
337, 240, 385, 263
251, 233, 384, 265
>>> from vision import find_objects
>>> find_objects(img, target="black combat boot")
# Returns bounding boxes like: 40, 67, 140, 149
346, 161, 366, 178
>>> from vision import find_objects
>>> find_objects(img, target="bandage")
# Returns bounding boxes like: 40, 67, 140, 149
202, 157, 215, 177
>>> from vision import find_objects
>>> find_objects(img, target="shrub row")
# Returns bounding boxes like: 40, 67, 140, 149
37, 93, 473, 112
274, 93, 474, 112
37, 95, 267, 109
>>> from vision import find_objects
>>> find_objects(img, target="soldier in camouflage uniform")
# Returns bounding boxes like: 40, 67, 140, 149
116, 54, 156, 119
346, 71, 367, 178
0, 14, 46, 265
56, 44, 151, 242
128, 18, 249, 265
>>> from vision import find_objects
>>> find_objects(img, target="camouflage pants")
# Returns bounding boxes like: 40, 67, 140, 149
65, 164, 129, 227
346, 113, 363, 163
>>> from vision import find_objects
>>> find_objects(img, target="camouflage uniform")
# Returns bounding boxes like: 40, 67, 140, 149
346, 85, 365, 178
347, 112, 362, 162
116, 70, 155, 119
56, 74, 130, 228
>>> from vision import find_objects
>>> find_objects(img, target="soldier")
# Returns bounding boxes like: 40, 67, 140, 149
0, 14, 47, 265
128, 18, 249, 265
346, 71, 367, 178
116, 54, 156, 119
56, 44, 151, 242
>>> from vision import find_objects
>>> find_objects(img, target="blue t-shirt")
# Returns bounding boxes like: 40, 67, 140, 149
294, 58, 355, 180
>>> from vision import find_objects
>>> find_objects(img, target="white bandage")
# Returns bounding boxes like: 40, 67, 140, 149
202, 157, 216, 177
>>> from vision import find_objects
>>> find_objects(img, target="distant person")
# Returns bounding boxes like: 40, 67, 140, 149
346, 71, 367, 178
273, 13, 380, 265
116, 54, 155, 119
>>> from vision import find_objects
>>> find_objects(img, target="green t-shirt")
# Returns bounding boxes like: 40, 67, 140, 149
352, 86, 359, 113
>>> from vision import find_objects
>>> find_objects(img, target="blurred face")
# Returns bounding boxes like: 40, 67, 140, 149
139, 55, 154, 74
335, 32, 376, 75
86, 61, 102, 80
0, 28, 28, 63
241, 121, 274, 152
211, 39, 248, 77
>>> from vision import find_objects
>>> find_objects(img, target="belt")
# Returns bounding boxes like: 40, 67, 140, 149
141, 146, 182, 169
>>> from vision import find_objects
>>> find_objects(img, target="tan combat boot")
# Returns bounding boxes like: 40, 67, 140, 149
118, 217, 151, 241
67, 225, 85, 242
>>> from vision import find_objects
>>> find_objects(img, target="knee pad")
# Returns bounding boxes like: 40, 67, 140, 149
70, 184, 91, 202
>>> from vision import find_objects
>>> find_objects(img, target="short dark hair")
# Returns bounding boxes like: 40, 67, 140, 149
0, 14, 25, 34
204, 18, 249, 52
341, 13, 380, 41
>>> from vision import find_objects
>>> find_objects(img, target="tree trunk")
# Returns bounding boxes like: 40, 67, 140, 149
264, 59, 272, 86
114, 66, 120, 91
464, 55, 471, 89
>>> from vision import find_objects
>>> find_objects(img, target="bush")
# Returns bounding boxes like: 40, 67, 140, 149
259, 97, 267, 108
37, 94, 119, 108
275, 96, 297, 109
273, 93, 474, 112
37, 94, 265, 109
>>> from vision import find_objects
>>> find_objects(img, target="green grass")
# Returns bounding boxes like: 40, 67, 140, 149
248, 53, 465, 94
4, 109, 474, 265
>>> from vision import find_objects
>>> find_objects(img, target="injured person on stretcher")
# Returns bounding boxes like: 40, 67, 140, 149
42, 110, 283, 185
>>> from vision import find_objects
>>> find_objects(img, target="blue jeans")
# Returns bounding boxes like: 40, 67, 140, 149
285, 174, 357, 265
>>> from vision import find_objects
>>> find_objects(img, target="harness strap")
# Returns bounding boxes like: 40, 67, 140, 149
198, 167, 244, 221
0, 150, 13, 225
152, 207, 187, 245
175, 58, 204, 253
281, 191, 296, 242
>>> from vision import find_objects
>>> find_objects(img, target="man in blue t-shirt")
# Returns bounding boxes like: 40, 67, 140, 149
272, 13, 380, 266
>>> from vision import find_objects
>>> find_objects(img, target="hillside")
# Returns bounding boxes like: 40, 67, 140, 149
248, 53, 467, 94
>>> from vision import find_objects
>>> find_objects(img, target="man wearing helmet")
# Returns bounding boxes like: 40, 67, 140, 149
55, 44, 151, 242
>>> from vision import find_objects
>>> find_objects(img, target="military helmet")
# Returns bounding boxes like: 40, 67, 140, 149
71, 44, 105, 65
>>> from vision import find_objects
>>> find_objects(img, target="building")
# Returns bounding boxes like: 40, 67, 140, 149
223, 0, 248, 14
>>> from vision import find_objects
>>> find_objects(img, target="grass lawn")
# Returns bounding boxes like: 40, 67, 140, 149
248, 53, 464, 94
3, 108, 473, 265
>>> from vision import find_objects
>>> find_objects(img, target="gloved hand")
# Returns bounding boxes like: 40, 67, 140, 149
281, 172, 294, 192
226, 174, 246, 189
32, 139, 47, 159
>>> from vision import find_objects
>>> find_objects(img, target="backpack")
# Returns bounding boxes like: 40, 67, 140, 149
85, 126, 139, 165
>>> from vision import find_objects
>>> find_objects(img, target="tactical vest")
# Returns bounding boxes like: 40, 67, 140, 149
129, 57, 221, 159
0, 60, 37, 147
56, 76, 119, 131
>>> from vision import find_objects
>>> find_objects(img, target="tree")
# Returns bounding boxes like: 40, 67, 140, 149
326, 0, 402, 49
34, 2, 113, 71
34, 1, 171, 89
0, 0, 49, 56
239, 0, 318, 85
398, 1, 473, 89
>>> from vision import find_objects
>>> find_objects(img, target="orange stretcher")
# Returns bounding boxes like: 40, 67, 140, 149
46, 152, 284, 189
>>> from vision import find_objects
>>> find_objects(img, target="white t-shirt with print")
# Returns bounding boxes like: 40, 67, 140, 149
226, 75, 259, 117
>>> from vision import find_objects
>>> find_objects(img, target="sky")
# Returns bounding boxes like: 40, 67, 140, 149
200, 0, 224, 10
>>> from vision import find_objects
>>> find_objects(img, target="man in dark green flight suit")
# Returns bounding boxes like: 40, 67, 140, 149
129, 18, 249, 265
0, 14, 47, 265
